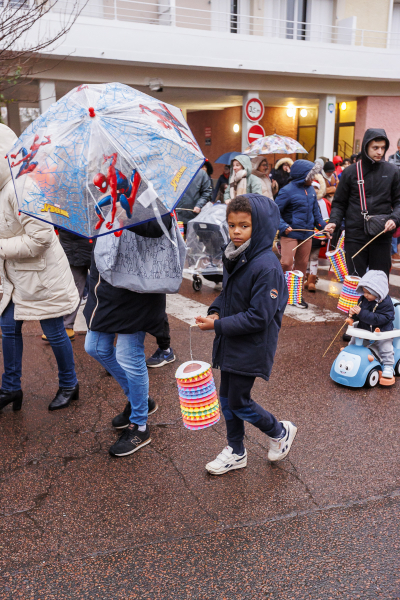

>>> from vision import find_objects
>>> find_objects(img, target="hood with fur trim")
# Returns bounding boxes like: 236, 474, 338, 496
274, 157, 293, 170
290, 159, 321, 186
251, 156, 270, 173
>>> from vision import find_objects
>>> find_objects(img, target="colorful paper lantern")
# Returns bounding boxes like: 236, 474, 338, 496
177, 221, 185, 238
175, 361, 220, 430
337, 231, 345, 250
285, 270, 303, 306
337, 275, 361, 313
326, 247, 348, 282
313, 230, 328, 240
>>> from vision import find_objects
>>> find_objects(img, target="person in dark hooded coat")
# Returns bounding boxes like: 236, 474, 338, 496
326, 128, 400, 277
275, 159, 326, 308
195, 194, 297, 476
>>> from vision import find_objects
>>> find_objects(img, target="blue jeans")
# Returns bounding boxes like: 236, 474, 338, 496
392, 236, 398, 255
0, 301, 77, 391
85, 330, 148, 426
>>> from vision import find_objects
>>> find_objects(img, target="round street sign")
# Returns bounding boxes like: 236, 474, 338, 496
245, 98, 265, 122
247, 123, 265, 145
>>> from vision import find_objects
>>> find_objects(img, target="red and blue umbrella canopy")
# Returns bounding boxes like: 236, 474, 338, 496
7, 83, 205, 238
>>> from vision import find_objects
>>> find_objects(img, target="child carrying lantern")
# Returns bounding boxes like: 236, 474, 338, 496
195, 194, 297, 475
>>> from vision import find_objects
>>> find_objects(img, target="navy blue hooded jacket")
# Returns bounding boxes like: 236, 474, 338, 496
275, 159, 325, 241
352, 296, 394, 333
207, 194, 288, 381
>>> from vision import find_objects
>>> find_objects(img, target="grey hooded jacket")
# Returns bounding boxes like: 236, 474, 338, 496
353, 269, 394, 332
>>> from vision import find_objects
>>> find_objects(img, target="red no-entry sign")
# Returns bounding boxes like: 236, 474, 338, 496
247, 124, 265, 145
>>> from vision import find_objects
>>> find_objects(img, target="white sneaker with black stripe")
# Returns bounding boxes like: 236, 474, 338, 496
268, 421, 297, 462
205, 446, 247, 475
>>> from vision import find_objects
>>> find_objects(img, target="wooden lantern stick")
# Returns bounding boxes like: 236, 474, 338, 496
292, 232, 321, 252
322, 321, 348, 358
351, 229, 386, 260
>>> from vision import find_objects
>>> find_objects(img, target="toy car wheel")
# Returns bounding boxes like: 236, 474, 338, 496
395, 360, 400, 377
192, 276, 202, 292
365, 368, 380, 388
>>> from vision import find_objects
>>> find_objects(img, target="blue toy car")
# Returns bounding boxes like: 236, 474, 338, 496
330, 299, 400, 388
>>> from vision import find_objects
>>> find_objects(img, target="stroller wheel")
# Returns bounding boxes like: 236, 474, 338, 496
192, 275, 202, 292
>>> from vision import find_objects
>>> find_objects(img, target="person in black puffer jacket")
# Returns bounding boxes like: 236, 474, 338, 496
84, 214, 171, 459
326, 128, 400, 277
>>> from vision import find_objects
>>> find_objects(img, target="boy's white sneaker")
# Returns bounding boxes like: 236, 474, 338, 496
268, 421, 297, 462
382, 365, 394, 379
205, 446, 247, 475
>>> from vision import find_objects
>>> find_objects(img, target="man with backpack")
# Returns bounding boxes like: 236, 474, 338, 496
325, 128, 400, 277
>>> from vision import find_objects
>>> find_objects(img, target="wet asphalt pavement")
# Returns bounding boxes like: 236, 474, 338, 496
1, 275, 400, 599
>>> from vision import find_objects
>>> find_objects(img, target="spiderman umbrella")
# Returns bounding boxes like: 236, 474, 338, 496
7, 82, 205, 238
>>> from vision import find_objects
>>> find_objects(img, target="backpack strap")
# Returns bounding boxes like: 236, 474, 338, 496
356, 160, 368, 215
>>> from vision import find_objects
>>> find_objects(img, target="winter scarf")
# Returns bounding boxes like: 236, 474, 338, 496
223, 238, 251, 273
229, 169, 247, 200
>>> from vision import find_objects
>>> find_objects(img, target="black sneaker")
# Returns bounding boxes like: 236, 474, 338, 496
112, 397, 158, 429
146, 347, 176, 368
109, 424, 151, 457
148, 396, 158, 416
295, 299, 308, 309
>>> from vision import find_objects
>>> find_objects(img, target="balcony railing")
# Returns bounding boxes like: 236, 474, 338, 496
49, 0, 400, 49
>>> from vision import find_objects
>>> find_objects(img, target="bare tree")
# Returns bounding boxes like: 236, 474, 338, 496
0, 0, 87, 101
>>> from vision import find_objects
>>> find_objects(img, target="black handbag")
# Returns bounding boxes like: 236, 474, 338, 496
356, 161, 388, 236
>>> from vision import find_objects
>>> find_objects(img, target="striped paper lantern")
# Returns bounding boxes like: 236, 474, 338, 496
337, 275, 361, 313
285, 270, 303, 306
326, 247, 348, 282
177, 221, 185, 238
175, 361, 220, 430
337, 231, 345, 250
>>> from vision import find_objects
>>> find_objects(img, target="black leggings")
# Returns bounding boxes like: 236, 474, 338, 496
344, 237, 392, 278
156, 313, 171, 351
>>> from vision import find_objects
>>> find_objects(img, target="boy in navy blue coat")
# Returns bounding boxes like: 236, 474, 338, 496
196, 194, 297, 475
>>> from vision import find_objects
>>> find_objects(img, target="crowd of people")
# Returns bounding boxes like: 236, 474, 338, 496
1, 122, 400, 473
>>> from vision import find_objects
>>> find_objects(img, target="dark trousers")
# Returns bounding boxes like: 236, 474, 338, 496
220, 371, 283, 455
64, 265, 89, 328
156, 313, 171, 350
344, 237, 392, 278
1, 301, 77, 391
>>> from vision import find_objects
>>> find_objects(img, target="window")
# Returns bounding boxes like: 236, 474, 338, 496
335, 101, 357, 159
297, 107, 317, 161
286, 0, 308, 40
230, 0, 238, 33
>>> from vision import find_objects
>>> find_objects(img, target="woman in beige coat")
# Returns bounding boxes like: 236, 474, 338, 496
0, 124, 80, 413
251, 156, 273, 198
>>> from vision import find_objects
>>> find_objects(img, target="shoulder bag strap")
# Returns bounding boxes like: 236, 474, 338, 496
356, 160, 368, 216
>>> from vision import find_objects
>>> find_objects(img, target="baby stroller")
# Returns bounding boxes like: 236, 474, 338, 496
185, 202, 229, 291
